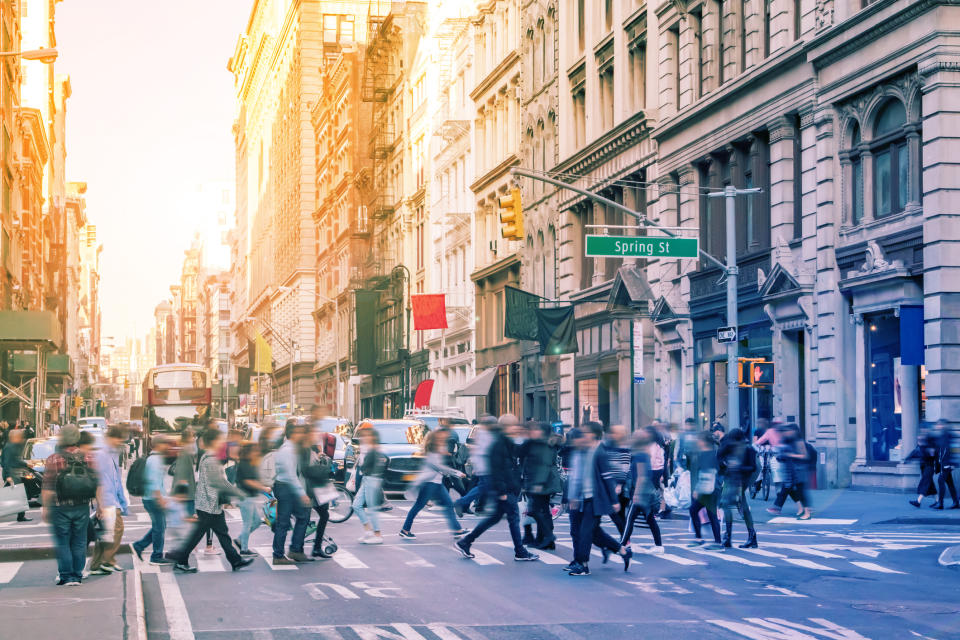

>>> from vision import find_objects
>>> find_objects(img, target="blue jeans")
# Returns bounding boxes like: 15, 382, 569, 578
238, 495, 263, 551
402, 482, 461, 533
455, 475, 490, 511
133, 498, 166, 562
461, 493, 524, 554
272, 482, 309, 558
51, 504, 89, 583
353, 477, 383, 532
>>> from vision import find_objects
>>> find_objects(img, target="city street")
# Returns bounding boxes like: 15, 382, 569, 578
2, 491, 959, 640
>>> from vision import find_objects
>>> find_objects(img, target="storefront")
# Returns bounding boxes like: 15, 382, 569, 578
523, 348, 560, 424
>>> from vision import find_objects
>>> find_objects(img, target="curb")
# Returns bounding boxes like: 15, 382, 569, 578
128, 545, 147, 640
0, 545, 133, 562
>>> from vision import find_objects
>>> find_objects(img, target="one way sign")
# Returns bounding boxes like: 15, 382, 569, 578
717, 326, 738, 343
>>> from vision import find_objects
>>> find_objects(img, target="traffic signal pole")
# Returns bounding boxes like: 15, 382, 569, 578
512, 168, 759, 431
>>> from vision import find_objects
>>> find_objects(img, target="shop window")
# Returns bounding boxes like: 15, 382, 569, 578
577, 378, 599, 426
866, 312, 901, 462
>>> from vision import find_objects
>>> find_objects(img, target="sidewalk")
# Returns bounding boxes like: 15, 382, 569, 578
760, 488, 960, 527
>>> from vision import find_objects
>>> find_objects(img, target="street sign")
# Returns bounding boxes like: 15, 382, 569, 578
584, 235, 699, 259
717, 326, 737, 343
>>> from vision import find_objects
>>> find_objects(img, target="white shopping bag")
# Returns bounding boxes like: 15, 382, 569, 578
0, 483, 28, 518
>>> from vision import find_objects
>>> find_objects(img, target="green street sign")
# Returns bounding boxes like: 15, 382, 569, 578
584, 235, 699, 258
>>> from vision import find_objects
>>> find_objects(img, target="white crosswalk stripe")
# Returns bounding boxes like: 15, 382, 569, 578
849, 561, 905, 574
196, 553, 227, 572
331, 549, 369, 569
468, 548, 504, 565
492, 541, 568, 564
0, 561, 23, 583
684, 546, 772, 567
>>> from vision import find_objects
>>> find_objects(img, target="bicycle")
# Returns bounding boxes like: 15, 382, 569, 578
751, 447, 773, 501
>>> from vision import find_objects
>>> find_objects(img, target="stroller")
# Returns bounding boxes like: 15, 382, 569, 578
261, 493, 339, 556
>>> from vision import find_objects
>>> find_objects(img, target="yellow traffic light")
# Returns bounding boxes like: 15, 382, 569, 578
498, 187, 524, 241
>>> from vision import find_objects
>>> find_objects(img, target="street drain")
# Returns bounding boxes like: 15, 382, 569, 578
851, 602, 960, 615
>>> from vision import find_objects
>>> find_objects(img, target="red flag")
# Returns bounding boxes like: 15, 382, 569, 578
413, 379, 435, 409
412, 294, 448, 330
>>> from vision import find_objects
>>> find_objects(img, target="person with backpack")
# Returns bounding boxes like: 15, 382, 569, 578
717, 428, 758, 548
303, 426, 335, 558
90, 426, 130, 575
271, 420, 313, 565
41, 425, 101, 585
167, 428, 253, 573
131, 436, 174, 566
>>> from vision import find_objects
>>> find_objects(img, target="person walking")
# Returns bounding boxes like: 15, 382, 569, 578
687, 432, 723, 550
303, 427, 335, 559
620, 427, 664, 566
563, 421, 630, 576
132, 437, 174, 566
717, 428, 758, 549
455, 414, 538, 562
167, 428, 253, 572
453, 415, 495, 517
90, 426, 130, 574
907, 427, 941, 509
42, 425, 100, 585
353, 428, 387, 544
271, 420, 313, 565
233, 442, 270, 555
2, 429, 31, 522
519, 421, 561, 549
932, 420, 959, 509
400, 429, 467, 539
602, 424, 632, 536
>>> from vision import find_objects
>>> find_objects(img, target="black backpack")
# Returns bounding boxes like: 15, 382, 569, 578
56, 451, 99, 502
126, 455, 149, 497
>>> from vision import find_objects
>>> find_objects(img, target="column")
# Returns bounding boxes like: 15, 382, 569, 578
920, 57, 960, 423
899, 362, 919, 458
853, 314, 867, 466
839, 151, 852, 225
905, 122, 922, 208
860, 146, 874, 224
767, 116, 797, 242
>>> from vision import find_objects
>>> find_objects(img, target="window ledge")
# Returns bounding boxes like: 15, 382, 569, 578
839, 205, 922, 238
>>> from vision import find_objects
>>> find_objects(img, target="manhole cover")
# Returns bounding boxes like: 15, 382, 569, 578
852, 603, 960, 615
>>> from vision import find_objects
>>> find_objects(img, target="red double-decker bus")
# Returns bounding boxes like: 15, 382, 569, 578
142, 363, 211, 448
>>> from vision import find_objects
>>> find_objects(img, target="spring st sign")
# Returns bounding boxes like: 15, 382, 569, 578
584, 235, 699, 259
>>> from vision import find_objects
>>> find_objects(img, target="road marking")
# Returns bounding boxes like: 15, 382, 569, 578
655, 551, 707, 566
331, 549, 369, 569
303, 582, 361, 600
253, 547, 297, 571
354, 623, 429, 639
0, 562, 23, 583
491, 541, 567, 564
157, 571, 195, 640
709, 617, 867, 638
684, 547, 772, 567
196, 553, 227, 572
686, 578, 737, 596
469, 548, 503, 565
767, 517, 857, 525
850, 561, 905, 574
554, 540, 622, 564
764, 543, 844, 558
783, 558, 836, 571
739, 548, 788, 559
393, 546, 435, 567
426, 624, 473, 640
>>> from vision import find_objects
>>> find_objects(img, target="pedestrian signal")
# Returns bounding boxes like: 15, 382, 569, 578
738, 358, 774, 387
498, 187, 524, 240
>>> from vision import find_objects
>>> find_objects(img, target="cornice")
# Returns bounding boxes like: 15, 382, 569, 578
470, 49, 520, 102
554, 113, 651, 177
470, 153, 520, 195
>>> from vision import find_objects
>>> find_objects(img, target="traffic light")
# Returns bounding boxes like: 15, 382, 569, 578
498, 187, 524, 240
751, 360, 774, 386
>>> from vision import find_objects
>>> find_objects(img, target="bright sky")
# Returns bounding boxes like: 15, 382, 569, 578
57, 0, 253, 345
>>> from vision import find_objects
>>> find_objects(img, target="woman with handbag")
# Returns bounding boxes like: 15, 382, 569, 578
619, 428, 664, 568
687, 432, 722, 550
352, 428, 387, 544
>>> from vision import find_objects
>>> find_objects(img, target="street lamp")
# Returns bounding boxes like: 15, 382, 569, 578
1, 48, 58, 63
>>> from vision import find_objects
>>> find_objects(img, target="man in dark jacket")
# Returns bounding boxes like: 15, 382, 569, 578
565, 421, 628, 575
932, 420, 959, 509
455, 414, 539, 562
1, 429, 30, 521
520, 422, 561, 549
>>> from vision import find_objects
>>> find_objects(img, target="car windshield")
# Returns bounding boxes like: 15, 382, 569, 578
25, 439, 57, 460
411, 416, 469, 430
452, 426, 472, 443
371, 422, 428, 445
147, 405, 209, 433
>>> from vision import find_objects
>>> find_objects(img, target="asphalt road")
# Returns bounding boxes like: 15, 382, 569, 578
114, 496, 960, 640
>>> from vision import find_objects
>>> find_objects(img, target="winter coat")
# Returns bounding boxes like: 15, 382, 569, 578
520, 439, 561, 495
487, 432, 523, 496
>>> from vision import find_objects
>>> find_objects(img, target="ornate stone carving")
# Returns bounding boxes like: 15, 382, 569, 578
848, 240, 904, 278
815, 0, 834, 31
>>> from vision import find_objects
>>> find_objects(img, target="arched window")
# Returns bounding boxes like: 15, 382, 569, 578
537, 230, 546, 296
872, 100, 908, 218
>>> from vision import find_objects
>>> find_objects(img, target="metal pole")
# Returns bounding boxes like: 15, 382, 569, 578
724, 185, 740, 431
334, 297, 341, 417
289, 348, 294, 416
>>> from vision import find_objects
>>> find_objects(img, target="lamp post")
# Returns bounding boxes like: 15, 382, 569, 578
390, 265, 412, 415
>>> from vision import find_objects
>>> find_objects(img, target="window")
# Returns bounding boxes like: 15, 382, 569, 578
599, 65, 615, 131
763, 0, 772, 57
873, 100, 908, 218
668, 24, 681, 109
322, 14, 355, 44
794, 0, 802, 40
604, 0, 613, 31
576, 0, 585, 52
792, 114, 803, 239
714, 0, 726, 85
572, 85, 586, 148
690, 8, 704, 98
629, 43, 646, 111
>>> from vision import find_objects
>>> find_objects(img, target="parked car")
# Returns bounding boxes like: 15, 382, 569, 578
77, 417, 108, 431
243, 422, 263, 443
19, 437, 57, 506
353, 419, 430, 492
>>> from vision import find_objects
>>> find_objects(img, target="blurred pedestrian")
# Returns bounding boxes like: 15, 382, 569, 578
717, 427, 758, 548
303, 425, 334, 559
167, 428, 252, 573
233, 442, 270, 555
42, 425, 100, 586
271, 420, 312, 565
620, 428, 664, 566
907, 426, 941, 509
90, 426, 130, 574
602, 423, 632, 536
2, 429, 31, 522
400, 429, 467, 539
132, 437, 173, 566
519, 421, 561, 549
456, 414, 539, 562
687, 432, 722, 550
454, 415, 496, 517
932, 420, 958, 510
353, 428, 387, 544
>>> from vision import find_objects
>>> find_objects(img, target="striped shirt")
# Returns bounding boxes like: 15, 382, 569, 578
602, 442, 632, 486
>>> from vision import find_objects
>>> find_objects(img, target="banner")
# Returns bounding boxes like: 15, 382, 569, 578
413, 379, 435, 408
536, 306, 578, 355
504, 286, 539, 341
900, 305, 924, 365
248, 333, 273, 374
355, 289, 380, 374
412, 294, 448, 330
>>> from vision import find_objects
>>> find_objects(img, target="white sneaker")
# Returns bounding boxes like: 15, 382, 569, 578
203, 547, 221, 555
647, 546, 665, 554
364, 535, 384, 545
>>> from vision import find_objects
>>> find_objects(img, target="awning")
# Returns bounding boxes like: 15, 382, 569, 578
0, 310, 61, 350
453, 367, 497, 397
